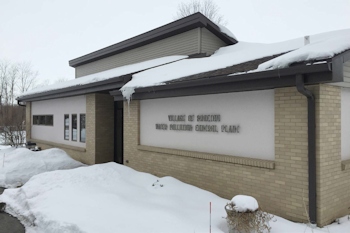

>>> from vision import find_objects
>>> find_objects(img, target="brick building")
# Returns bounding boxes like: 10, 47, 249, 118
17, 13, 350, 226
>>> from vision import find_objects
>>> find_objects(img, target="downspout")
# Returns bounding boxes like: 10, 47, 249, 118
17, 100, 26, 107
295, 74, 317, 225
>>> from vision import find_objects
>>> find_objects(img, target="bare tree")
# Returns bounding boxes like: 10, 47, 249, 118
175, 0, 227, 25
17, 62, 38, 93
7, 64, 18, 106
0, 60, 11, 106
0, 60, 38, 146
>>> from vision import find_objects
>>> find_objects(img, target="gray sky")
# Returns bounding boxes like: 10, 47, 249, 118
1, 0, 350, 84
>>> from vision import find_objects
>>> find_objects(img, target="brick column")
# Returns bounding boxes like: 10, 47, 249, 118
86, 93, 114, 164
315, 84, 350, 226
25, 102, 31, 141
95, 93, 114, 163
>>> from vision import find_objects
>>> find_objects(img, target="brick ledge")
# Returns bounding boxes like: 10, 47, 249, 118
341, 159, 350, 171
29, 138, 86, 152
137, 145, 275, 169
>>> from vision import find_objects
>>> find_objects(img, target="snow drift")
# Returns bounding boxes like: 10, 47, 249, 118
0, 148, 85, 188
0, 162, 349, 233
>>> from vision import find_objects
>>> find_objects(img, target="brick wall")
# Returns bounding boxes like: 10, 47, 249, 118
83, 93, 114, 164
94, 94, 114, 163
85, 94, 97, 164
123, 87, 312, 224
316, 84, 350, 226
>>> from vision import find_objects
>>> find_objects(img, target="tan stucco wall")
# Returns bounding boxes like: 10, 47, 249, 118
122, 85, 350, 226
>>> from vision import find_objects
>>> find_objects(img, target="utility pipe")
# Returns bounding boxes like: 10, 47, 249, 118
296, 74, 317, 225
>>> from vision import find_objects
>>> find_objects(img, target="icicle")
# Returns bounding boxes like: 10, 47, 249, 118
120, 86, 135, 117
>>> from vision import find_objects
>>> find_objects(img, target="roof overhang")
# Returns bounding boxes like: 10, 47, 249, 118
110, 63, 334, 101
19, 48, 350, 103
69, 13, 237, 68
331, 49, 350, 82
17, 75, 131, 102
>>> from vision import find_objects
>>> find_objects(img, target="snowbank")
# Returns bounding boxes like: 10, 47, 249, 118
0, 162, 349, 233
0, 163, 228, 233
0, 148, 85, 188
0, 145, 12, 150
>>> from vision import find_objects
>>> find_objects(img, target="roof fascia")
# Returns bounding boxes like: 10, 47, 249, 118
18, 76, 130, 102
69, 13, 237, 68
111, 63, 332, 101
331, 49, 350, 82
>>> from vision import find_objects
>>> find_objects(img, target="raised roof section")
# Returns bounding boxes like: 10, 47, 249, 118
69, 12, 237, 68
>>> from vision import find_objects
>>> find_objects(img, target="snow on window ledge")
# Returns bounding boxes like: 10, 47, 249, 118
137, 145, 275, 169
341, 159, 350, 171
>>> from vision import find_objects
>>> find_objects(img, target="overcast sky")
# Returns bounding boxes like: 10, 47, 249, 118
1, 0, 350, 84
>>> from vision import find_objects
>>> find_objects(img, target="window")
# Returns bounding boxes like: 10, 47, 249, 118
64, 114, 69, 140
33, 115, 53, 126
39, 116, 45, 125
80, 114, 86, 143
33, 116, 39, 125
45, 115, 53, 125
72, 114, 77, 141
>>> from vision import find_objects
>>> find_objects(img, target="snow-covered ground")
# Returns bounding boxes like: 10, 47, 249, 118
0, 147, 85, 188
0, 145, 12, 150
0, 162, 349, 233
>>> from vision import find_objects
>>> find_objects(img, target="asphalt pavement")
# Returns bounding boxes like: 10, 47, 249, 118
0, 187, 25, 233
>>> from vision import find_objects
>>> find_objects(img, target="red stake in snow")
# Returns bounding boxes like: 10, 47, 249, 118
210, 202, 212, 233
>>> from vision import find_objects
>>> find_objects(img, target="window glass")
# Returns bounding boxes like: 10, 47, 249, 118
33, 115, 53, 126
39, 116, 45, 125
33, 116, 39, 125
80, 114, 86, 143
64, 114, 69, 140
72, 114, 77, 141
45, 115, 53, 126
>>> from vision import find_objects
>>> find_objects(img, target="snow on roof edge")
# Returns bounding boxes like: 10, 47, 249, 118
18, 55, 188, 100
217, 24, 237, 41
119, 28, 350, 102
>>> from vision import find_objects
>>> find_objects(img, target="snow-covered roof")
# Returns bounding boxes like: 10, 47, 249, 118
18, 28, 350, 102
18, 55, 187, 99
120, 29, 350, 100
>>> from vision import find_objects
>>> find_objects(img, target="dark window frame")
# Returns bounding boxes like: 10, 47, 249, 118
80, 114, 86, 143
32, 115, 53, 126
64, 114, 70, 140
72, 114, 77, 141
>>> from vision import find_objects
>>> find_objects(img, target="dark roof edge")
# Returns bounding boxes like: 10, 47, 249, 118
332, 49, 350, 82
69, 12, 237, 67
111, 63, 334, 101
17, 76, 130, 102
